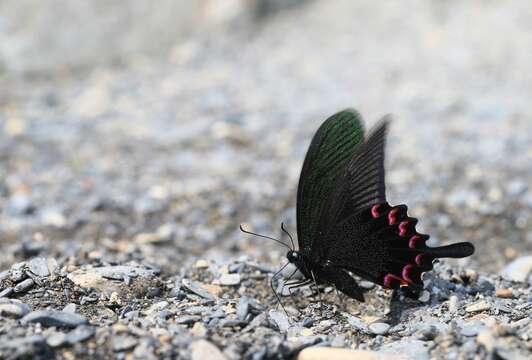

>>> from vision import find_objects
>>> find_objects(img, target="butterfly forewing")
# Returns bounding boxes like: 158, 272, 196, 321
311, 119, 389, 260
296, 109, 365, 255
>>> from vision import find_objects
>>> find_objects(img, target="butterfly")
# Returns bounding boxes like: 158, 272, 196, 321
242, 109, 475, 303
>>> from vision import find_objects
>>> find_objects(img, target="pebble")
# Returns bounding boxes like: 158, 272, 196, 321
300, 328, 314, 337
476, 330, 496, 352
495, 288, 513, 298
194, 259, 210, 269
41, 208, 67, 228
28, 257, 50, 277
460, 323, 483, 337
8, 193, 34, 215
0, 287, 14, 298
465, 301, 491, 313
113, 335, 138, 352
67, 265, 159, 290
298, 347, 396, 360
175, 315, 201, 325
448, 296, 460, 313
417, 325, 438, 341
330, 335, 345, 347
268, 310, 290, 332
359, 281, 375, 290
190, 339, 228, 360
62, 303, 77, 314
14, 278, 35, 293
369, 322, 390, 335
0, 300, 31, 318
418, 290, 430, 303
181, 280, 216, 300
21, 310, 88, 328
219, 273, 241, 286
302, 317, 314, 328
346, 315, 369, 333
500, 256, 532, 282
236, 296, 250, 321
191, 322, 208, 337
66, 326, 95, 344
46, 332, 68, 348
380, 339, 430, 360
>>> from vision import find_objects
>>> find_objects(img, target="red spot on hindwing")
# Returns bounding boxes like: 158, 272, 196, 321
409, 235, 422, 249
388, 208, 398, 225
402, 264, 415, 284
398, 221, 409, 237
415, 254, 425, 266
371, 204, 381, 218
383, 273, 404, 288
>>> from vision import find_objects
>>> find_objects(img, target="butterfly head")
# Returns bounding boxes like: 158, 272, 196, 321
286, 250, 301, 263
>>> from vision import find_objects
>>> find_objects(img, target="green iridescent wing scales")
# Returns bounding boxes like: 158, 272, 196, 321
296, 109, 365, 255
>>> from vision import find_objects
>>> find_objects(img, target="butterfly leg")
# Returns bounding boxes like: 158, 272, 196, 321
270, 263, 290, 315
278, 267, 301, 297
287, 279, 313, 306
310, 270, 323, 308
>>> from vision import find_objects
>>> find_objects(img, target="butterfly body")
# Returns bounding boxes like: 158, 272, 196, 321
287, 109, 475, 302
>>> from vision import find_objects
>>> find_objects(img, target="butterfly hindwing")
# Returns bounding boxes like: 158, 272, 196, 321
296, 109, 365, 255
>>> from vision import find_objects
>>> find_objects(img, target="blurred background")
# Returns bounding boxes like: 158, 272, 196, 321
0, 0, 531, 275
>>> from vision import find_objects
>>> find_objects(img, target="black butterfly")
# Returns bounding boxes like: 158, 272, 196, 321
243, 109, 475, 303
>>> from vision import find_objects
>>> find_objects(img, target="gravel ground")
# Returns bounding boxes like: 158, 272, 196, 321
0, 1, 531, 359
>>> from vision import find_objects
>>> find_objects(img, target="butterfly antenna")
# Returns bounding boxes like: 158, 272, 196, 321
270, 262, 290, 316
280, 222, 295, 251
239, 224, 291, 250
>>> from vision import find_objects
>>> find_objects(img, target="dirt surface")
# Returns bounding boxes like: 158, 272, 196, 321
0, 1, 531, 359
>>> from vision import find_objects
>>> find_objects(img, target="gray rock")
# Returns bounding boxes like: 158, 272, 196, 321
301, 317, 314, 328
448, 295, 460, 313
460, 321, 486, 337
417, 325, 439, 341
0, 270, 10, 282
22, 310, 88, 328
500, 256, 532, 283
62, 303, 77, 314
268, 309, 290, 332
113, 335, 138, 352
0, 299, 31, 318
0, 287, 14, 298
181, 279, 215, 300
8, 194, 34, 215
369, 322, 390, 335
28, 257, 50, 277
346, 315, 368, 333
380, 339, 430, 360
236, 296, 250, 321
14, 278, 35, 293
175, 315, 201, 325
330, 335, 345, 347
0, 335, 50, 358
46, 332, 68, 348
418, 290, 431, 303
66, 326, 95, 344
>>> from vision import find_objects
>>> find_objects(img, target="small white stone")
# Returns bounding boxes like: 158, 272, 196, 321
448, 296, 459, 313
500, 256, 532, 283
466, 301, 491, 313
219, 274, 241, 286
369, 322, 390, 335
